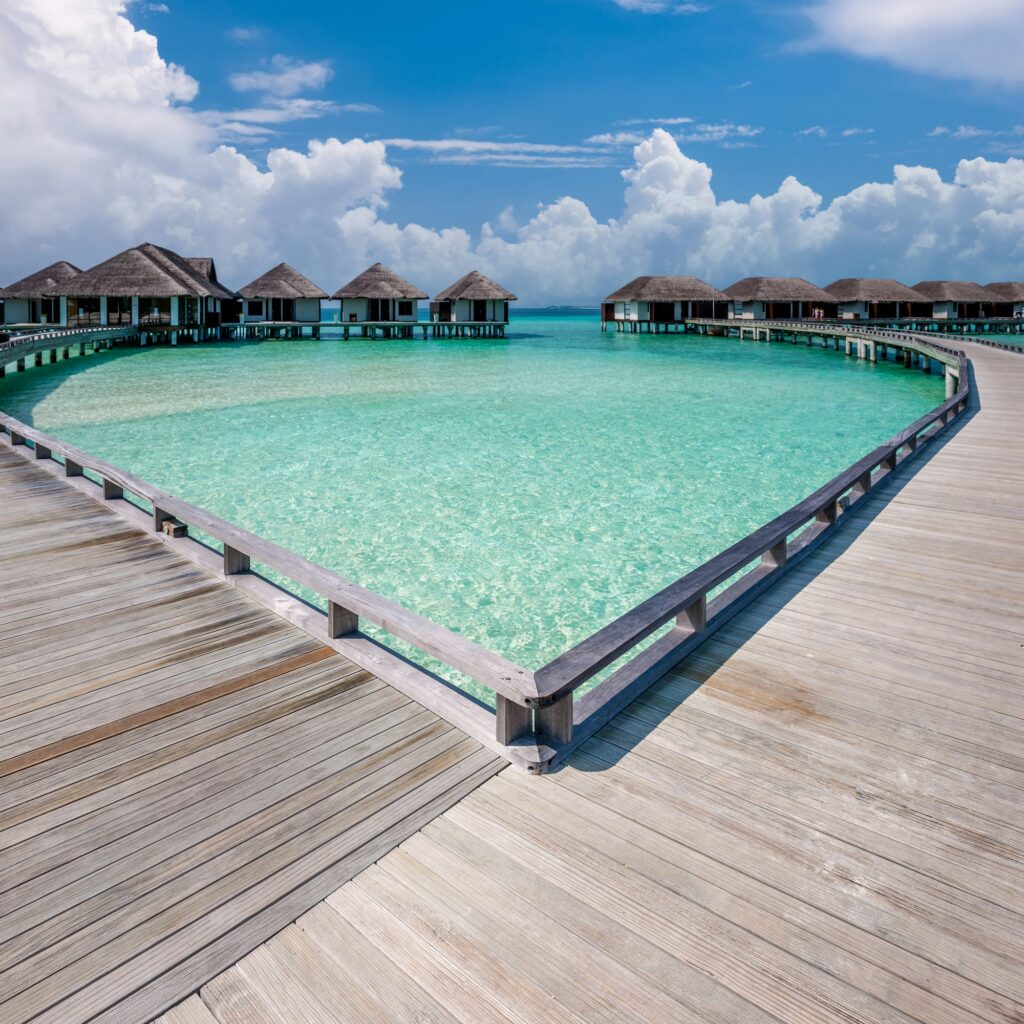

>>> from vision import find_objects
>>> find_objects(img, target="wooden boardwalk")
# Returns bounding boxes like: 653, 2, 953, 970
0, 447, 502, 1024
172, 338, 1024, 1024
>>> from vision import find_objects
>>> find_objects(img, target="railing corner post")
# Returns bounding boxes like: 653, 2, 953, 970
535, 693, 573, 747
496, 695, 532, 746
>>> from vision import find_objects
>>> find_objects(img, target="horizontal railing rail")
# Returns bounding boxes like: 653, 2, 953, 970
0, 320, 991, 770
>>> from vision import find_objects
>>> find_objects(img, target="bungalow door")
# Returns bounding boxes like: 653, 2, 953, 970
473, 299, 487, 322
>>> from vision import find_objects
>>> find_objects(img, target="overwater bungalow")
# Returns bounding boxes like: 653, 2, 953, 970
823, 278, 932, 320
0, 260, 82, 326
910, 280, 997, 320
601, 276, 728, 331
237, 263, 327, 324
332, 263, 427, 333
724, 277, 838, 320
985, 282, 1024, 318
431, 271, 517, 329
64, 243, 236, 329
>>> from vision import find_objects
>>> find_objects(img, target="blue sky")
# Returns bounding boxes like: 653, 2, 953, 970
143, 0, 1024, 231
1, 0, 1022, 302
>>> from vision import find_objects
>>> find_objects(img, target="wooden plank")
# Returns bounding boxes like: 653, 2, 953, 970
0, 445, 501, 1024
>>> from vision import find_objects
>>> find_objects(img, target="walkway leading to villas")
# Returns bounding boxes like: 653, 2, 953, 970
0, 447, 501, 1024
166, 338, 1024, 1024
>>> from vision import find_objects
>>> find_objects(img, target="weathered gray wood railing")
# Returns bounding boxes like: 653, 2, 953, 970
0, 324, 978, 770
0, 325, 137, 375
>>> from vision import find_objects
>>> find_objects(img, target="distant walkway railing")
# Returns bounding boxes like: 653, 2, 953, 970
0, 322, 985, 770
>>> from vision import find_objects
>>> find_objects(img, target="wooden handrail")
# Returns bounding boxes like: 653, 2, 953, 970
0, 320, 983, 770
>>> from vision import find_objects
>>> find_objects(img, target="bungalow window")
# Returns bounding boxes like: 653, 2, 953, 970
41, 297, 61, 324
397, 300, 413, 317
246, 300, 262, 317
107, 297, 132, 325
67, 297, 101, 327
138, 297, 171, 325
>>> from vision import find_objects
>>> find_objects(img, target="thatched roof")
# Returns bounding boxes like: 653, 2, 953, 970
332, 263, 428, 300
604, 275, 725, 303
823, 278, 928, 303
70, 243, 236, 300
910, 280, 995, 303
237, 263, 328, 300
185, 257, 218, 283
434, 271, 517, 302
0, 260, 82, 299
985, 282, 1024, 301
724, 277, 835, 303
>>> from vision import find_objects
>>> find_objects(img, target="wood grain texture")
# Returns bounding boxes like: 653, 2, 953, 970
178, 338, 1023, 1023
0, 447, 502, 1024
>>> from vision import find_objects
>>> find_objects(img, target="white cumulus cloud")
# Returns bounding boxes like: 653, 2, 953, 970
804, 0, 1024, 86
2, 1, 1024, 304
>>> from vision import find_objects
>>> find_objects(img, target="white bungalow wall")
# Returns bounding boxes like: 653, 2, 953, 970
2, 298, 30, 324
451, 298, 508, 322
295, 298, 321, 322
728, 300, 763, 319
931, 301, 956, 320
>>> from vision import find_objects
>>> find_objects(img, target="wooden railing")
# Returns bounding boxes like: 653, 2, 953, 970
0, 324, 137, 359
0, 324, 980, 770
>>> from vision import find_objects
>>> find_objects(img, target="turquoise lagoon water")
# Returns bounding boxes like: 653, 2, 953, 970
0, 313, 944, 698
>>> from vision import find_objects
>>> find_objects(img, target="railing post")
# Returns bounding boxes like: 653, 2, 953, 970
852, 470, 872, 499
677, 594, 707, 634
34, 441, 51, 461
65, 458, 83, 477
496, 696, 532, 746
10, 430, 26, 446
763, 539, 788, 569
153, 505, 172, 533
816, 501, 838, 525
535, 694, 573, 746
102, 477, 123, 500
223, 545, 250, 575
328, 600, 358, 638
